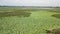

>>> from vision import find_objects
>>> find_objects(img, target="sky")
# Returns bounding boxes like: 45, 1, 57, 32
0, 0, 60, 6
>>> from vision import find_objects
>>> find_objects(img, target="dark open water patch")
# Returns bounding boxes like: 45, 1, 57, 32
0, 11, 31, 17
52, 14, 60, 19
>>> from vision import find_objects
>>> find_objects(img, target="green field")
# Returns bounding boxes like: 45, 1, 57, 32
0, 7, 60, 34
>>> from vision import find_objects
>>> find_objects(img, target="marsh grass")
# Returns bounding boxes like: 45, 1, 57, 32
46, 28, 60, 34
52, 14, 60, 18
0, 8, 60, 34
0, 11, 31, 17
49, 9, 60, 13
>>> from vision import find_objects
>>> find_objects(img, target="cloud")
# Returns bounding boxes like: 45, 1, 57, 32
0, 0, 60, 6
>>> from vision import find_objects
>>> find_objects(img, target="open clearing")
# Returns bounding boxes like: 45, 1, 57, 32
0, 7, 60, 34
